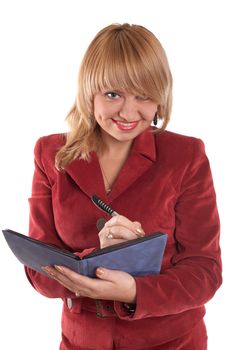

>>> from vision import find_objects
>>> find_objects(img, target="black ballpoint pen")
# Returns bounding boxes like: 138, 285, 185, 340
91, 195, 144, 235
91, 195, 119, 217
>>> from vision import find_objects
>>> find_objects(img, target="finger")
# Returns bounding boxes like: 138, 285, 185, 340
99, 235, 128, 248
104, 215, 144, 236
54, 265, 99, 291
104, 225, 140, 240
98, 225, 140, 249
53, 266, 105, 298
96, 267, 121, 281
43, 266, 111, 300
42, 265, 59, 277
43, 265, 89, 291
42, 266, 78, 292
133, 221, 145, 236
105, 215, 135, 228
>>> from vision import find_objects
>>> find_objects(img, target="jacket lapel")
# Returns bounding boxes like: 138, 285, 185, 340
65, 152, 106, 199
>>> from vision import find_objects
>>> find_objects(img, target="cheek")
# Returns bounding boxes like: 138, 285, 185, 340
94, 104, 117, 120
142, 108, 156, 122
93, 103, 105, 122
146, 105, 158, 120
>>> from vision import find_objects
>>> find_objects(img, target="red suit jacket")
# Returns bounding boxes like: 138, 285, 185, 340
25, 128, 222, 349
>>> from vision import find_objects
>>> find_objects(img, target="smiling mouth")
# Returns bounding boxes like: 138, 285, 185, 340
112, 119, 139, 131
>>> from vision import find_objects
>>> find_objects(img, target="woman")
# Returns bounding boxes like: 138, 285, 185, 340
25, 23, 222, 349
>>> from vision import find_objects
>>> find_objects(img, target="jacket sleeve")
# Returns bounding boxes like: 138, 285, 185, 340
25, 137, 95, 298
114, 138, 222, 319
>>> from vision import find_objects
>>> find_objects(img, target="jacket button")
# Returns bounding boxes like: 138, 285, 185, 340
67, 298, 73, 309
105, 305, 113, 311
96, 218, 107, 231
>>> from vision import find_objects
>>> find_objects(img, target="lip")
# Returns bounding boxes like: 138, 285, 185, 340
112, 119, 139, 131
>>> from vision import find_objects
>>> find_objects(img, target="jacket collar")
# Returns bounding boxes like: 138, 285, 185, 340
65, 127, 157, 202
131, 126, 156, 162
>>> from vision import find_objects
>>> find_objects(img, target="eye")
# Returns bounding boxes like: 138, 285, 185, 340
104, 91, 121, 99
136, 95, 151, 101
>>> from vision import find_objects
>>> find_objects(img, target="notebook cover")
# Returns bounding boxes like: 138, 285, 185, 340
2, 229, 167, 277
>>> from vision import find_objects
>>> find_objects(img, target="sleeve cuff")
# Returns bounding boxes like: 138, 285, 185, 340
114, 301, 136, 319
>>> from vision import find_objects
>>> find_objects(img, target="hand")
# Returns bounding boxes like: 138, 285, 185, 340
99, 215, 145, 248
43, 265, 136, 303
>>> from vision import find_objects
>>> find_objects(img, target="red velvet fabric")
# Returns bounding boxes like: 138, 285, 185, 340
25, 127, 221, 349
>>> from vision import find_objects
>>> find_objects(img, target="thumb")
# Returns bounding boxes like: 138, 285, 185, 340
96, 267, 118, 281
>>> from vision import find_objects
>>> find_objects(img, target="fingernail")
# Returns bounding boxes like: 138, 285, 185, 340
54, 265, 63, 272
42, 266, 55, 276
136, 228, 143, 233
96, 268, 104, 276
135, 228, 144, 236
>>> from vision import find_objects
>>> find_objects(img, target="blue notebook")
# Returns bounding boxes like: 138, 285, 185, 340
2, 229, 167, 277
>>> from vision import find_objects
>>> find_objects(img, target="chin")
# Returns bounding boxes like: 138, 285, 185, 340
114, 134, 138, 143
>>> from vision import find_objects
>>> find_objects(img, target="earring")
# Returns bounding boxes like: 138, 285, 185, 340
153, 112, 158, 126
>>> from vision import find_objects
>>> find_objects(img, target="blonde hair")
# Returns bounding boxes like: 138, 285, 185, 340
56, 23, 173, 169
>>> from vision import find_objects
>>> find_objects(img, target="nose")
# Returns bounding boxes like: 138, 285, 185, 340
119, 97, 138, 121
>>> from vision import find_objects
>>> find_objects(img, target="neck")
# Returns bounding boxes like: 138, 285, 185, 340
99, 130, 133, 158
97, 131, 134, 194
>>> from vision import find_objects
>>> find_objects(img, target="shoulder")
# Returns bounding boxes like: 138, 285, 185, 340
156, 129, 204, 148
33, 133, 66, 164
35, 133, 66, 150
155, 130, 206, 164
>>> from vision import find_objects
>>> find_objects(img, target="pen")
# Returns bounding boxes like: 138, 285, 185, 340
91, 194, 144, 236
91, 195, 119, 217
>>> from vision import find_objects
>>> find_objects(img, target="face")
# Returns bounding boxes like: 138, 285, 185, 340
93, 90, 158, 144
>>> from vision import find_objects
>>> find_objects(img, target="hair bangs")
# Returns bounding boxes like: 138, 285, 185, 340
88, 33, 160, 102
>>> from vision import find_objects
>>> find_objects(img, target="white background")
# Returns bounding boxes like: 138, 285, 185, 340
0, 0, 232, 349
